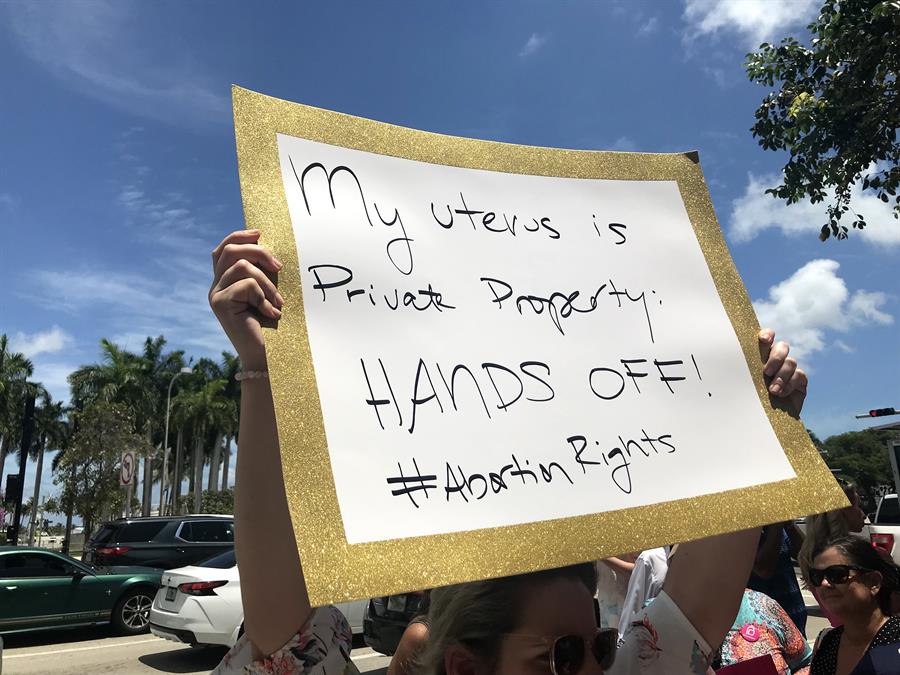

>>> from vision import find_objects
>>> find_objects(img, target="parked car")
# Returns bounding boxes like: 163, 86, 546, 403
0, 546, 161, 636
364, 591, 429, 655
870, 493, 900, 564
150, 548, 366, 648
83, 515, 234, 569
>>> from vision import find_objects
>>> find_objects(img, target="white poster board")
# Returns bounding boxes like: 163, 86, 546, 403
276, 135, 795, 545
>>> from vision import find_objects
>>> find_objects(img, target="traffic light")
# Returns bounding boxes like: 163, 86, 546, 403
869, 407, 897, 417
3, 474, 22, 504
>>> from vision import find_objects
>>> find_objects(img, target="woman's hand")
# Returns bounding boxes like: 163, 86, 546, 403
208, 229, 284, 369
758, 328, 808, 417
208, 229, 310, 659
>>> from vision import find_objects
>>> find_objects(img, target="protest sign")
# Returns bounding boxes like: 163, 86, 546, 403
232, 85, 846, 605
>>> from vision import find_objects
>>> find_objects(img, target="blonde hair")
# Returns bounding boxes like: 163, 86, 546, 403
419, 564, 597, 675
798, 481, 857, 584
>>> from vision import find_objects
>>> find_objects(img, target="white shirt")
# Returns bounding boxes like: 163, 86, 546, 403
618, 547, 669, 640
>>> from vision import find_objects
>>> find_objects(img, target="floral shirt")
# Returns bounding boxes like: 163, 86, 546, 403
214, 590, 711, 674
212, 607, 357, 675
715, 589, 811, 674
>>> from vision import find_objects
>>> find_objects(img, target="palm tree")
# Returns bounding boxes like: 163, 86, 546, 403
27, 391, 68, 545
51, 444, 76, 555
136, 337, 186, 515
0, 335, 35, 484
171, 374, 233, 513
69, 337, 185, 516
218, 352, 241, 492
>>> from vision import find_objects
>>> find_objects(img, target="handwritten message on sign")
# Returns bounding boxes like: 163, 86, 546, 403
275, 134, 796, 545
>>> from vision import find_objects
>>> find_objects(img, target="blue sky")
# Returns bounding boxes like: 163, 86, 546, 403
1, 0, 897, 509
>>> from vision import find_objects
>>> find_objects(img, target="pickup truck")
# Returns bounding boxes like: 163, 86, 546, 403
869, 493, 900, 564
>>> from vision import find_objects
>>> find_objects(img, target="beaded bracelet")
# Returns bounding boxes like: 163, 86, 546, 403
235, 370, 269, 381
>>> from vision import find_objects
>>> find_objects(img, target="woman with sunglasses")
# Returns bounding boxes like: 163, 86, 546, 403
208, 230, 811, 675
797, 481, 867, 628
805, 536, 900, 675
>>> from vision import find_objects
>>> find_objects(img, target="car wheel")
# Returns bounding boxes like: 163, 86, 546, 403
112, 588, 154, 635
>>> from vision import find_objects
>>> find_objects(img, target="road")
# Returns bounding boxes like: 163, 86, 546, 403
0, 627, 391, 674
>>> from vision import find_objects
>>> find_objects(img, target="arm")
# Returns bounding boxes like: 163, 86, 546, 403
600, 556, 637, 576
209, 230, 311, 657
388, 621, 429, 675
752, 525, 783, 579
784, 521, 805, 559
664, 329, 808, 649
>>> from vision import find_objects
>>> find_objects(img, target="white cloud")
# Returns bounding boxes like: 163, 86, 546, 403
30, 362, 78, 405
638, 16, 660, 36
703, 66, 730, 89
9, 326, 73, 359
753, 259, 894, 361
729, 172, 900, 248
28, 265, 229, 360
833, 339, 854, 354
683, 0, 819, 46
519, 33, 547, 57
2, 1, 227, 127
610, 136, 638, 152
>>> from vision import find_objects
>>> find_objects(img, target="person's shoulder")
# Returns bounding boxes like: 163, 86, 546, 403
404, 620, 429, 640
876, 616, 900, 642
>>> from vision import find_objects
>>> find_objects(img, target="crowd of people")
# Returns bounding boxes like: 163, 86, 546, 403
207, 230, 900, 674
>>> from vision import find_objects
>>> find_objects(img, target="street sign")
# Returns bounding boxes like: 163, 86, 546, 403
120, 451, 137, 487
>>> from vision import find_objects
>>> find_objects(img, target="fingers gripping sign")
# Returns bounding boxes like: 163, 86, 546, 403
758, 328, 808, 417
209, 229, 285, 370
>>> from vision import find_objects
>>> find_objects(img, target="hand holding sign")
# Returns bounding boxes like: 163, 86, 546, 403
209, 229, 284, 371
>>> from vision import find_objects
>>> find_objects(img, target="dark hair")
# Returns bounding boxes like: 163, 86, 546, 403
798, 481, 860, 581
811, 535, 900, 614
421, 563, 598, 675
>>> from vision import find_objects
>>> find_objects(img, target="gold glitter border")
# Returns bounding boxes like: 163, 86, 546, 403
232, 85, 846, 606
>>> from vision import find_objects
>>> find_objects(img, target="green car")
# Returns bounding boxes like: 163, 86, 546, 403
0, 546, 162, 636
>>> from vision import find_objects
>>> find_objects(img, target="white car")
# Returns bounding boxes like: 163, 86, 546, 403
150, 549, 366, 647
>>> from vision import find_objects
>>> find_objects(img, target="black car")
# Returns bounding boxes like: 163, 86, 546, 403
83, 516, 234, 569
363, 591, 428, 655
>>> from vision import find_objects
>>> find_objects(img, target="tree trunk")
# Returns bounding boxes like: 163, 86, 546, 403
0, 434, 8, 486
192, 436, 203, 513
141, 421, 155, 516
141, 451, 152, 516
221, 437, 231, 491
28, 436, 46, 545
172, 427, 184, 514
187, 439, 195, 496
208, 434, 222, 492
62, 505, 74, 556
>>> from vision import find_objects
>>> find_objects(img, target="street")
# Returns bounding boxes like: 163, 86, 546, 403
0, 627, 391, 674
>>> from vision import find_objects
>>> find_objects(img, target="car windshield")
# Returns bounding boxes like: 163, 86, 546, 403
197, 548, 236, 569
91, 523, 119, 544
877, 496, 900, 524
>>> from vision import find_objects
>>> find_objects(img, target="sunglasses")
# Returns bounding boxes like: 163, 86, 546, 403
808, 564, 871, 587
505, 627, 618, 674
